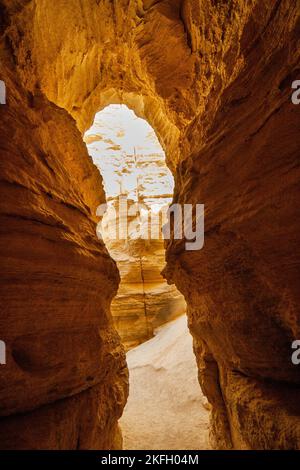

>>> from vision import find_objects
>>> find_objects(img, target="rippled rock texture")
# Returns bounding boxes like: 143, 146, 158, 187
0, 0, 299, 449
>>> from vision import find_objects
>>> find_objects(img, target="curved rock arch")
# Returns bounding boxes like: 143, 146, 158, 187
0, 0, 299, 449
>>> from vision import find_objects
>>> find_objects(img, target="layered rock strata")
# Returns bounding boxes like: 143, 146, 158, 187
0, 0, 299, 449
85, 107, 186, 349
0, 51, 128, 449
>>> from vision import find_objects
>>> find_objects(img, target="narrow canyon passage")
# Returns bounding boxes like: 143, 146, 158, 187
0, 1, 299, 451
120, 316, 210, 450
85, 105, 198, 449
85, 105, 186, 349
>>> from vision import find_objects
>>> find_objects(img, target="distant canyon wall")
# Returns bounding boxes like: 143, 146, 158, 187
85, 109, 186, 349
0, 0, 299, 449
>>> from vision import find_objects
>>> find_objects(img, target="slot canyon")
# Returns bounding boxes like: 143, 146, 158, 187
84, 104, 186, 350
0, 0, 300, 451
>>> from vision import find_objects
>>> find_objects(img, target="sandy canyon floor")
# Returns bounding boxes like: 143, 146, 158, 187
120, 315, 211, 450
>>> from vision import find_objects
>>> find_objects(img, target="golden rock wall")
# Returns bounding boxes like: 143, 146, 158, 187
0, 0, 299, 449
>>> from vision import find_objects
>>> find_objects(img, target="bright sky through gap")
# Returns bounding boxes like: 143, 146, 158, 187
84, 105, 174, 202
85, 104, 163, 155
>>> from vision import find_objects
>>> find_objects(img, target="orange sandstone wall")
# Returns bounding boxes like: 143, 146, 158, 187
0, 0, 299, 449
0, 53, 128, 448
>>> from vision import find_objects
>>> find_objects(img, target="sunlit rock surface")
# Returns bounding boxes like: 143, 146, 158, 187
0, 0, 299, 449
85, 106, 186, 349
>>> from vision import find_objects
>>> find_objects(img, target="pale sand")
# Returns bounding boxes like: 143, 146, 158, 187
120, 315, 211, 450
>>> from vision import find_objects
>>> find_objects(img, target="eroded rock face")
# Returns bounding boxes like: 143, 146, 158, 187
0, 53, 128, 448
0, 0, 299, 449
85, 106, 186, 349
104, 207, 186, 350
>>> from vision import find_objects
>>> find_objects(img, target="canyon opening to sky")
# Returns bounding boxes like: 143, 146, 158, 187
84, 105, 186, 347
84, 105, 208, 449
0, 0, 299, 454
